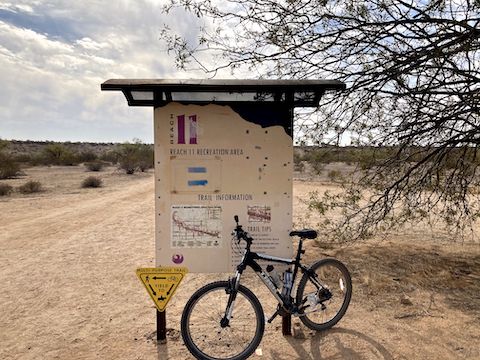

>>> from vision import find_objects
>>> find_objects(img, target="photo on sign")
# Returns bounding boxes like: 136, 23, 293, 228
171, 205, 222, 248
247, 205, 272, 223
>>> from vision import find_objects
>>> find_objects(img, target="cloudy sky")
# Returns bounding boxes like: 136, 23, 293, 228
0, 0, 216, 143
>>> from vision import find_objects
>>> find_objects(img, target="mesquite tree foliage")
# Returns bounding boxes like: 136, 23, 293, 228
162, 0, 480, 240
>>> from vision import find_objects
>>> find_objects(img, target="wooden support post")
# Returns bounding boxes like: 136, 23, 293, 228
157, 310, 167, 341
282, 314, 292, 336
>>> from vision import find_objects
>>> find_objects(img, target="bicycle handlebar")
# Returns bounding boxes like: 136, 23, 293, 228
233, 215, 253, 247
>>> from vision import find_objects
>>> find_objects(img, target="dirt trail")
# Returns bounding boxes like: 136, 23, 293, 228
0, 168, 479, 359
0, 174, 157, 360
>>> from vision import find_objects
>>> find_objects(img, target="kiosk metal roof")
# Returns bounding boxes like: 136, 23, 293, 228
101, 79, 346, 107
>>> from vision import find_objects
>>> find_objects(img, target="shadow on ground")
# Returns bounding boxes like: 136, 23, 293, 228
273, 327, 393, 360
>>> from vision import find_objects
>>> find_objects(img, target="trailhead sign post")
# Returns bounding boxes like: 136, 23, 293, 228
101, 79, 345, 340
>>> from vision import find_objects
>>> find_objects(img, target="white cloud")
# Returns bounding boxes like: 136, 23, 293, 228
0, 0, 209, 142
0, 2, 35, 14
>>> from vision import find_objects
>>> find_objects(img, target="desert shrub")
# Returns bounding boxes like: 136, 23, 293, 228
0, 183, 13, 196
18, 181, 42, 194
308, 159, 324, 175
0, 154, 21, 179
295, 161, 305, 172
77, 150, 97, 163
81, 176, 102, 188
99, 150, 119, 164
12, 153, 32, 163
136, 144, 154, 172
117, 143, 138, 174
328, 169, 343, 182
293, 152, 305, 172
85, 161, 104, 172
28, 154, 45, 166
0, 139, 7, 151
0, 144, 22, 179
42, 144, 79, 166
116, 140, 153, 174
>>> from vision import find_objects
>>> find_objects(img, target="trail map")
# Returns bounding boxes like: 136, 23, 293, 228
171, 205, 222, 248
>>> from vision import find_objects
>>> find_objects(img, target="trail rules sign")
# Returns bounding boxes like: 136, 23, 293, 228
136, 267, 188, 311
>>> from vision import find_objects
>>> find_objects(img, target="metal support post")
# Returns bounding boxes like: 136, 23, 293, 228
157, 310, 167, 341
282, 314, 292, 336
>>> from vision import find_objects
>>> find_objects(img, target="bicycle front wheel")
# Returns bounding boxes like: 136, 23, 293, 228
296, 258, 352, 331
181, 281, 264, 360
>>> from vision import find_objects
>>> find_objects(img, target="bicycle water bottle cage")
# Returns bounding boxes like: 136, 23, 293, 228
289, 229, 318, 239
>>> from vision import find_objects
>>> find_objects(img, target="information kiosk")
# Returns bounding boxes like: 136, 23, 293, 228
101, 79, 345, 338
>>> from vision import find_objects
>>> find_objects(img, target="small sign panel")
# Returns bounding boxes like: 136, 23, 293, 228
136, 267, 188, 311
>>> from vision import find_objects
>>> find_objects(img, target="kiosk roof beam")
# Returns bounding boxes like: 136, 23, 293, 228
101, 79, 345, 107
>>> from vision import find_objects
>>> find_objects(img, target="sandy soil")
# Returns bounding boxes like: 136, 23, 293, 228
1, 166, 479, 359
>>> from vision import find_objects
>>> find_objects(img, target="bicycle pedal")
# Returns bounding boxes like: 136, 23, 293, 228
267, 311, 279, 323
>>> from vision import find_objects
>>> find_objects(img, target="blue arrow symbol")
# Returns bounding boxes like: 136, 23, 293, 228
188, 180, 208, 186
188, 167, 207, 173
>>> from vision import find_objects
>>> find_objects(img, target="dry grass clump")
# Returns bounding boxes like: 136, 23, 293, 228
18, 181, 42, 194
0, 183, 13, 196
330, 241, 480, 315
81, 176, 102, 188
85, 161, 104, 172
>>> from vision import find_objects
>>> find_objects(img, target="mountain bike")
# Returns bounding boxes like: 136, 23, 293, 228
181, 215, 352, 360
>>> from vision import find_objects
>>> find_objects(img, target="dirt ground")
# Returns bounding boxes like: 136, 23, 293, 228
1, 165, 479, 360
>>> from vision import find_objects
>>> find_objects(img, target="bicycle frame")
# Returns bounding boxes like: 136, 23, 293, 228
222, 237, 324, 326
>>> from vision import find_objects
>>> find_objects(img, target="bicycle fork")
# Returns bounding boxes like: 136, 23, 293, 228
220, 271, 242, 328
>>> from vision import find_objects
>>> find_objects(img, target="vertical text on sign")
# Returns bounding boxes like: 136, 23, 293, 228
177, 114, 198, 144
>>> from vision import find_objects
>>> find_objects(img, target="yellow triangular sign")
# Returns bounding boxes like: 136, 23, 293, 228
136, 267, 188, 312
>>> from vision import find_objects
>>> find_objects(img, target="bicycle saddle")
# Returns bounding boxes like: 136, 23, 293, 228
289, 229, 318, 239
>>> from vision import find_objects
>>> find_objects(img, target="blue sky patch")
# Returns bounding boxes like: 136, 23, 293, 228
0, 9, 81, 42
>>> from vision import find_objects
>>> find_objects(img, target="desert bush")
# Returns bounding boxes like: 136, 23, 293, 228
0, 144, 22, 179
42, 144, 79, 166
311, 162, 324, 175
136, 144, 154, 172
328, 169, 343, 182
28, 154, 45, 166
12, 153, 32, 163
81, 176, 102, 188
85, 161, 104, 172
294, 161, 305, 172
0, 139, 9, 152
0, 183, 13, 196
116, 140, 154, 174
18, 181, 42, 194
117, 143, 138, 174
99, 150, 119, 164
77, 150, 98, 163
0, 154, 21, 179
293, 152, 305, 172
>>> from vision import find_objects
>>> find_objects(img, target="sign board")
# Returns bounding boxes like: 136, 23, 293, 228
154, 103, 293, 272
136, 267, 188, 311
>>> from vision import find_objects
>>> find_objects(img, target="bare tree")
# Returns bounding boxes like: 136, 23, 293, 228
162, 0, 480, 240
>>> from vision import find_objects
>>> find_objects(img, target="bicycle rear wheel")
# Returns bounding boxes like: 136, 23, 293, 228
296, 258, 352, 331
181, 281, 264, 360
